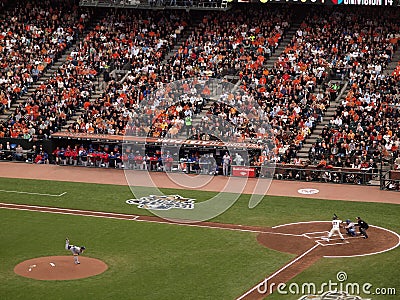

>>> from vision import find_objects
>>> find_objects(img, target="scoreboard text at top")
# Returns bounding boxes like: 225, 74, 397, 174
257, 0, 395, 6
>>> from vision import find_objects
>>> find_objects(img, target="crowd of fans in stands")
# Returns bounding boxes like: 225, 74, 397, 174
0, 2, 399, 180
66, 9, 189, 136
304, 7, 400, 172
236, 7, 399, 167
310, 74, 400, 167
0, 0, 91, 139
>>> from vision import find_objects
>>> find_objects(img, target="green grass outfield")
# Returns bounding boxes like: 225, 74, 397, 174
0, 177, 399, 299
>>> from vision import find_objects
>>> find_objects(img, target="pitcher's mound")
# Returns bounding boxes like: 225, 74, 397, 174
14, 256, 108, 280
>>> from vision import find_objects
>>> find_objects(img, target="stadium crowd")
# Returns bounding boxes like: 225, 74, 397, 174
66, 7, 291, 141
0, 2, 399, 179
310, 75, 400, 167
0, 0, 91, 139
304, 7, 400, 169
66, 9, 190, 136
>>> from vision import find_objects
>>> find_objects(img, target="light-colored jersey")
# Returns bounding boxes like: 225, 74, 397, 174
332, 219, 342, 229
69, 245, 82, 255
223, 155, 230, 165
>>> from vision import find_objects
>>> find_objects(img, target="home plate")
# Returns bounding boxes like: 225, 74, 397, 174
50, 263, 55, 267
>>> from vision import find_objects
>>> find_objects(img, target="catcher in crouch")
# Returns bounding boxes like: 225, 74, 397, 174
65, 238, 86, 264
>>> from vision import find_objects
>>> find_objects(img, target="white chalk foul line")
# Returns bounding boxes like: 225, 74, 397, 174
272, 220, 330, 229
3, 203, 398, 258
135, 219, 304, 236
0, 202, 304, 236
3, 203, 399, 297
0, 203, 263, 233
0, 189, 67, 197
0, 205, 262, 234
264, 232, 304, 237
0, 202, 136, 217
316, 239, 349, 247
135, 218, 264, 233
0, 206, 140, 222
236, 244, 320, 300
136, 218, 304, 236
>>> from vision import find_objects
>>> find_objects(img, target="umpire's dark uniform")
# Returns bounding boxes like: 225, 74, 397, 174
356, 217, 369, 239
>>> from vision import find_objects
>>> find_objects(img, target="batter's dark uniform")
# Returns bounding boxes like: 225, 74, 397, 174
355, 217, 369, 239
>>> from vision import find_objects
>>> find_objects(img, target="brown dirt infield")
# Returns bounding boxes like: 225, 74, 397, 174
238, 222, 400, 299
14, 256, 108, 280
257, 222, 399, 257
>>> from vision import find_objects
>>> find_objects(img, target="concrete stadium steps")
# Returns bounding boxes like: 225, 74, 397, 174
162, 25, 197, 63
174, 79, 242, 140
224, 75, 240, 84
265, 10, 321, 159
383, 49, 400, 75
64, 108, 87, 129
297, 44, 399, 161
162, 14, 204, 65
61, 74, 111, 130
226, 23, 302, 86
0, 15, 103, 123
174, 95, 218, 140
296, 81, 350, 160
61, 12, 205, 132
262, 25, 299, 70
0, 57, 79, 123
169, 19, 306, 140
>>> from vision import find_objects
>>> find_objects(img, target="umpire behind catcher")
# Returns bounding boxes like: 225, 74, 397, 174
355, 217, 369, 239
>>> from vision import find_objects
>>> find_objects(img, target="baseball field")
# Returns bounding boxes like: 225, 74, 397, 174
0, 171, 399, 300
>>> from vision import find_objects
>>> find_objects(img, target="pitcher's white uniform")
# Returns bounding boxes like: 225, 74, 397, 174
327, 219, 344, 241
65, 238, 85, 264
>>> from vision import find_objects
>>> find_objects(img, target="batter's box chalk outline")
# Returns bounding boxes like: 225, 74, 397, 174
316, 239, 350, 247
303, 231, 329, 239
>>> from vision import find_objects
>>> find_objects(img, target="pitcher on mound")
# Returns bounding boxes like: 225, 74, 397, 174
65, 238, 86, 264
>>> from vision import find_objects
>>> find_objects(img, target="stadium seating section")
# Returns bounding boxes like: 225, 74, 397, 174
0, 1, 399, 172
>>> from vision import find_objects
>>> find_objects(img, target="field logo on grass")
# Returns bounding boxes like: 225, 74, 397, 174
123, 77, 277, 223
126, 195, 195, 210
